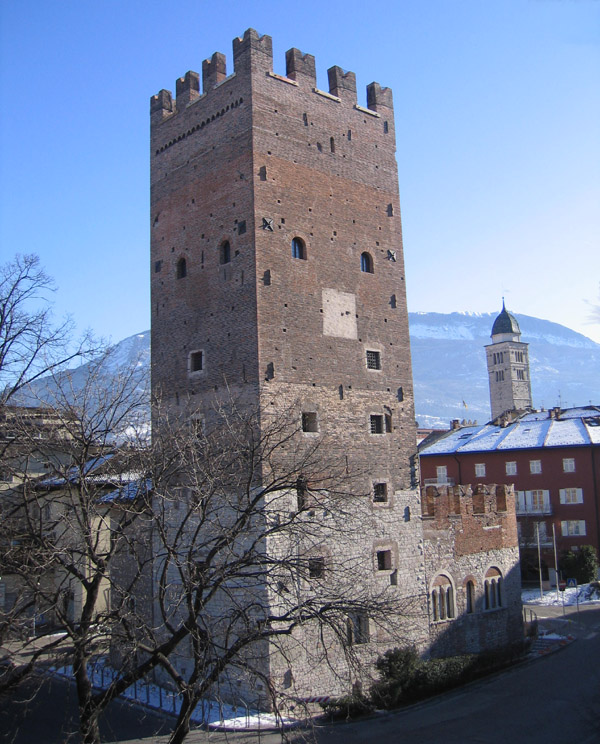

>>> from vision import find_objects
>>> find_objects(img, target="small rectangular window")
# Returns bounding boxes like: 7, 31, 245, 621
308, 557, 325, 579
505, 461, 517, 476
475, 463, 486, 477
561, 520, 586, 537
370, 415, 384, 434
154, 260, 162, 273
366, 350, 381, 370
237, 220, 246, 235
373, 482, 388, 503
560, 488, 583, 504
529, 460, 542, 474
563, 458, 575, 473
385, 414, 393, 433
376, 550, 392, 571
347, 613, 369, 645
296, 477, 308, 511
189, 350, 203, 373
302, 412, 318, 433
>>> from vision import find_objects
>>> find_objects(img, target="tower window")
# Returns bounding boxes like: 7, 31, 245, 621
373, 482, 388, 503
308, 557, 325, 579
189, 350, 204, 374
301, 412, 318, 433
220, 240, 231, 265
366, 350, 381, 370
360, 252, 374, 273
176, 257, 187, 279
154, 260, 162, 273
291, 237, 306, 260
347, 614, 369, 645
370, 415, 384, 434
376, 550, 392, 571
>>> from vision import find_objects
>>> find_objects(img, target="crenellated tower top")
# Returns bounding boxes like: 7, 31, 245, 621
150, 28, 393, 124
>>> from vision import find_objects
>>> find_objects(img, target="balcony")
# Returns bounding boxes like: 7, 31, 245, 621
516, 505, 552, 516
424, 478, 456, 487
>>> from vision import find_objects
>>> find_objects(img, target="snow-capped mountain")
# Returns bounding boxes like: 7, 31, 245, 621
409, 312, 600, 427
20, 316, 600, 430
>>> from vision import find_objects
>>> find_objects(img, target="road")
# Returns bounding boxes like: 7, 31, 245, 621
2, 604, 599, 743
0, 674, 172, 744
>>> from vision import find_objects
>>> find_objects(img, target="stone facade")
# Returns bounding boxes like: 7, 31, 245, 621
485, 305, 532, 420
150, 29, 523, 706
422, 484, 522, 656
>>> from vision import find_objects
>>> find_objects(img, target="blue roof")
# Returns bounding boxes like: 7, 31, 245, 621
40, 453, 117, 486
100, 478, 152, 504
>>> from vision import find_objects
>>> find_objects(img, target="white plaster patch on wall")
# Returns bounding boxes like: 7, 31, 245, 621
322, 288, 357, 339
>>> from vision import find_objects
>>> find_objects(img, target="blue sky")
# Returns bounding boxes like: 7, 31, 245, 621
1, 0, 599, 344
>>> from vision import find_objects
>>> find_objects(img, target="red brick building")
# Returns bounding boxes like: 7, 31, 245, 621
419, 406, 600, 580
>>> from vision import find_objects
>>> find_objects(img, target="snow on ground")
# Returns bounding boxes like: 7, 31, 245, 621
47, 585, 600, 730
522, 582, 600, 607
50, 660, 299, 730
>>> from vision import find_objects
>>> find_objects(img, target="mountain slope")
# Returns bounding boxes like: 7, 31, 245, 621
19, 317, 600, 429
410, 312, 600, 426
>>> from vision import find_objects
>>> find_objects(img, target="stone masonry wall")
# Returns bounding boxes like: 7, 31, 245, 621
422, 484, 523, 656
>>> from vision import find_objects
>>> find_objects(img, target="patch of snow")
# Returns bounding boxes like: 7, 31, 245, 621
522, 583, 600, 607
50, 660, 300, 730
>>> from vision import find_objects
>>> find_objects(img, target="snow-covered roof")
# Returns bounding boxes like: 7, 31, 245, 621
40, 453, 117, 486
100, 478, 152, 504
420, 406, 600, 455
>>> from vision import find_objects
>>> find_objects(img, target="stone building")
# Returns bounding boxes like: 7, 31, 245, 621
485, 302, 532, 421
149, 29, 523, 706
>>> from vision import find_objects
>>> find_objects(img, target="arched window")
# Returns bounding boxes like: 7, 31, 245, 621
360, 252, 374, 274
431, 575, 455, 621
291, 237, 306, 260
465, 579, 476, 614
219, 240, 231, 265
484, 567, 503, 610
176, 257, 187, 279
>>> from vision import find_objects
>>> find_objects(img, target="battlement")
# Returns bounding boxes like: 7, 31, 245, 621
422, 484, 518, 554
150, 27, 393, 123
421, 483, 514, 521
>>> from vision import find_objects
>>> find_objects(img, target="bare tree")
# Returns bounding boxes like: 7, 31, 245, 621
0, 254, 87, 408
128, 398, 423, 744
2, 360, 423, 744
0, 348, 155, 742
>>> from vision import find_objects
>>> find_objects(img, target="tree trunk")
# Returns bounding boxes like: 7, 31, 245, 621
168, 690, 196, 744
74, 651, 101, 744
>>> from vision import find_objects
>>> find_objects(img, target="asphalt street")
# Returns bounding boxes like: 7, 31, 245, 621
1, 604, 599, 744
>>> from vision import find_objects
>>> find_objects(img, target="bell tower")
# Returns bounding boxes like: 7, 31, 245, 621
485, 301, 532, 420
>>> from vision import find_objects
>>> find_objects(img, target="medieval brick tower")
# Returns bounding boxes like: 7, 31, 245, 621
150, 28, 427, 702
485, 302, 532, 420
149, 30, 524, 703
151, 29, 416, 492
